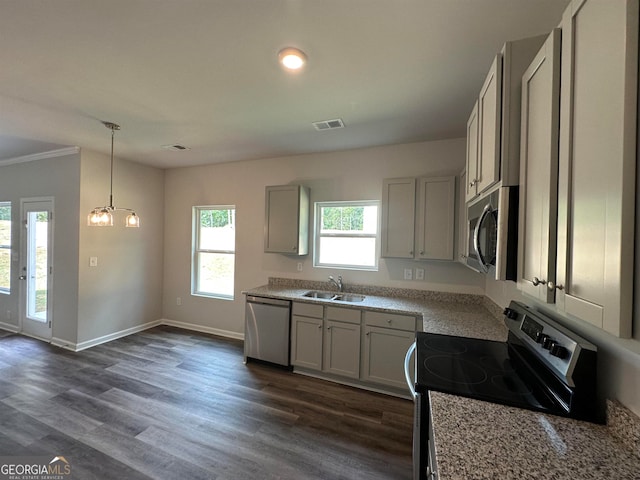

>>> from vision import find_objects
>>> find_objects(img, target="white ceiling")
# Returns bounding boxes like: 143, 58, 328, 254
0, 0, 569, 169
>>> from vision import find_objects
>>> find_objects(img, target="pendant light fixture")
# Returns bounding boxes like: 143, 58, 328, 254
87, 121, 140, 228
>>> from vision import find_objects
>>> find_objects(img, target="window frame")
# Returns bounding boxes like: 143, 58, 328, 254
313, 200, 380, 271
191, 205, 236, 300
0, 201, 11, 295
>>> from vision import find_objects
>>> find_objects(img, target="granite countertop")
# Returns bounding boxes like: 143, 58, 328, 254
244, 282, 508, 341
430, 392, 640, 480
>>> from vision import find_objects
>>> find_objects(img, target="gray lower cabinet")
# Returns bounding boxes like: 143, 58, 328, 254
362, 311, 417, 389
290, 302, 323, 370
290, 301, 418, 395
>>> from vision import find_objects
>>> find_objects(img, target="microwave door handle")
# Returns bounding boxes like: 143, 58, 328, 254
404, 341, 417, 399
473, 203, 492, 273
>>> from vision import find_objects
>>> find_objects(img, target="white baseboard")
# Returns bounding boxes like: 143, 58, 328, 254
73, 319, 163, 352
11, 318, 243, 351
160, 318, 244, 341
0, 321, 19, 333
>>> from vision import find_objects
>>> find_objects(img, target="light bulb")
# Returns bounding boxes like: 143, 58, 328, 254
278, 47, 306, 71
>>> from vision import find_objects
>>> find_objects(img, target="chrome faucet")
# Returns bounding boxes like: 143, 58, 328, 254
328, 275, 343, 292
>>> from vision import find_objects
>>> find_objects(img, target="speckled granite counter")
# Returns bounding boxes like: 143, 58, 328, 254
244, 279, 508, 342
430, 392, 640, 480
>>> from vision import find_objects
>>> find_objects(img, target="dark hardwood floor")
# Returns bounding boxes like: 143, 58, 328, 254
0, 326, 413, 479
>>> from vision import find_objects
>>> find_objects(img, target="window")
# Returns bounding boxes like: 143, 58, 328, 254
0, 202, 11, 294
192, 206, 235, 299
314, 201, 379, 270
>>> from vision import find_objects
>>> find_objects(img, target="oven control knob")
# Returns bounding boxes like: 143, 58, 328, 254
549, 342, 567, 359
503, 307, 518, 320
542, 336, 554, 350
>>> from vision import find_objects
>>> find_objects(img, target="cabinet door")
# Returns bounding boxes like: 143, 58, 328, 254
555, 0, 637, 337
415, 176, 455, 260
476, 54, 502, 195
323, 320, 360, 379
264, 185, 309, 255
465, 101, 479, 202
517, 30, 561, 303
362, 325, 414, 390
291, 315, 323, 370
381, 178, 416, 258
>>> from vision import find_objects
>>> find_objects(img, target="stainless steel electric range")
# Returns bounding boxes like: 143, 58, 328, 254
404, 301, 600, 480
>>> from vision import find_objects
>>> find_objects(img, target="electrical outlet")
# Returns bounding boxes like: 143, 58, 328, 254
176, 297, 182, 306
415, 268, 425, 280
297, 262, 303, 272
404, 268, 413, 280
89, 256, 98, 267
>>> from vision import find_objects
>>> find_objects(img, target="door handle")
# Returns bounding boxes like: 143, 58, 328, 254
19, 275, 27, 280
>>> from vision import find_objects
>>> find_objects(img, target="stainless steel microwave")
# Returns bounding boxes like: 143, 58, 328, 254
465, 186, 518, 281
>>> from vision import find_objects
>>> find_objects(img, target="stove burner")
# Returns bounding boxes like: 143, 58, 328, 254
480, 355, 516, 374
490, 375, 533, 396
422, 336, 468, 355
424, 355, 488, 385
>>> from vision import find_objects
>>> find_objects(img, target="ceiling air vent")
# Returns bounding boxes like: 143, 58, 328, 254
162, 144, 191, 151
312, 118, 345, 131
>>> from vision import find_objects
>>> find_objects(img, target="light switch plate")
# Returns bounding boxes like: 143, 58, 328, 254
404, 268, 413, 280
89, 256, 98, 267
415, 268, 425, 280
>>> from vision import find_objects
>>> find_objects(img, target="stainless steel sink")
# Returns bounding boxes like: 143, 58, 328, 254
333, 294, 365, 303
302, 291, 366, 302
303, 291, 336, 299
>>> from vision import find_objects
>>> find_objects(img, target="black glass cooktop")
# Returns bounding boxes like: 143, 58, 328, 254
415, 332, 560, 414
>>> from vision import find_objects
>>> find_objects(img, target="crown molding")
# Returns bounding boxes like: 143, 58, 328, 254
0, 146, 80, 167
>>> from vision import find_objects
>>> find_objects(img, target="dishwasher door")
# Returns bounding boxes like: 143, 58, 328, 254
244, 296, 291, 366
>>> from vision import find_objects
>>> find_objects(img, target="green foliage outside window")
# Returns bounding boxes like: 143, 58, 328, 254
321, 207, 364, 232
200, 209, 234, 228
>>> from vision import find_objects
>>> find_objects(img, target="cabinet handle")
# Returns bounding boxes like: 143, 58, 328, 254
409, 250, 413, 255
470, 179, 477, 187
547, 282, 565, 291
292, 246, 297, 251
366, 332, 370, 336
419, 250, 424, 255
318, 324, 322, 329
387, 319, 392, 324
532, 277, 547, 286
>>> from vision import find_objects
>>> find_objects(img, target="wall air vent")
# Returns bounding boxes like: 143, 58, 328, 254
312, 118, 345, 131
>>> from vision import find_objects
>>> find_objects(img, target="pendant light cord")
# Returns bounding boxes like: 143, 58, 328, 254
109, 125, 115, 209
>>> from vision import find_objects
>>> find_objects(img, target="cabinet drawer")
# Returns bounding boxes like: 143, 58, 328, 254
292, 302, 323, 318
326, 306, 361, 325
364, 311, 417, 331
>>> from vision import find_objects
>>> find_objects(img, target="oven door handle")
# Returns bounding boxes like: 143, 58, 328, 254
404, 341, 417, 399
473, 202, 492, 273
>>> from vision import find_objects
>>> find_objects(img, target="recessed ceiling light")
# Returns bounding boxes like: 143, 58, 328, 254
278, 47, 307, 71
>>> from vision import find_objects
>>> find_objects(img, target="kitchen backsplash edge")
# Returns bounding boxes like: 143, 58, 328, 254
267, 277, 485, 304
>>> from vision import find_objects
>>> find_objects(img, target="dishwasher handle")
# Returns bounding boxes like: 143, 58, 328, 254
404, 341, 417, 399
245, 296, 291, 308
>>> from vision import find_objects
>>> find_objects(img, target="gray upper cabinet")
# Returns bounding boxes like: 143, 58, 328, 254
381, 176, 456, 260
381, 177, 416, 258
518, 30, 561, 304
554, 0, 637, 338
264, 185, 309, 255
466, 35, 546, 202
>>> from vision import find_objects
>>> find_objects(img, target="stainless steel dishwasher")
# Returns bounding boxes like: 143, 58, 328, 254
244, 295, 291, 366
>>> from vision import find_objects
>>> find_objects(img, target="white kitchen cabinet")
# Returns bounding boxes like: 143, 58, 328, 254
290, 302, 323, 370
554, 0, 637, 337
415, 176, 456, 261
517, 30, 561, 303
466, 35, 546, 201
381, 175, 456, 260
381, 177, 416, 258
323, 307, 361, 379
264, 185, 309, 255
362, 311, 417, 390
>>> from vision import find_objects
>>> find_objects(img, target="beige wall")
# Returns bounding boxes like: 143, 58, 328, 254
162, 138, 485, 337
77, 149, 165, 345
486, 277, 640, 417
0, 151, 81, 343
